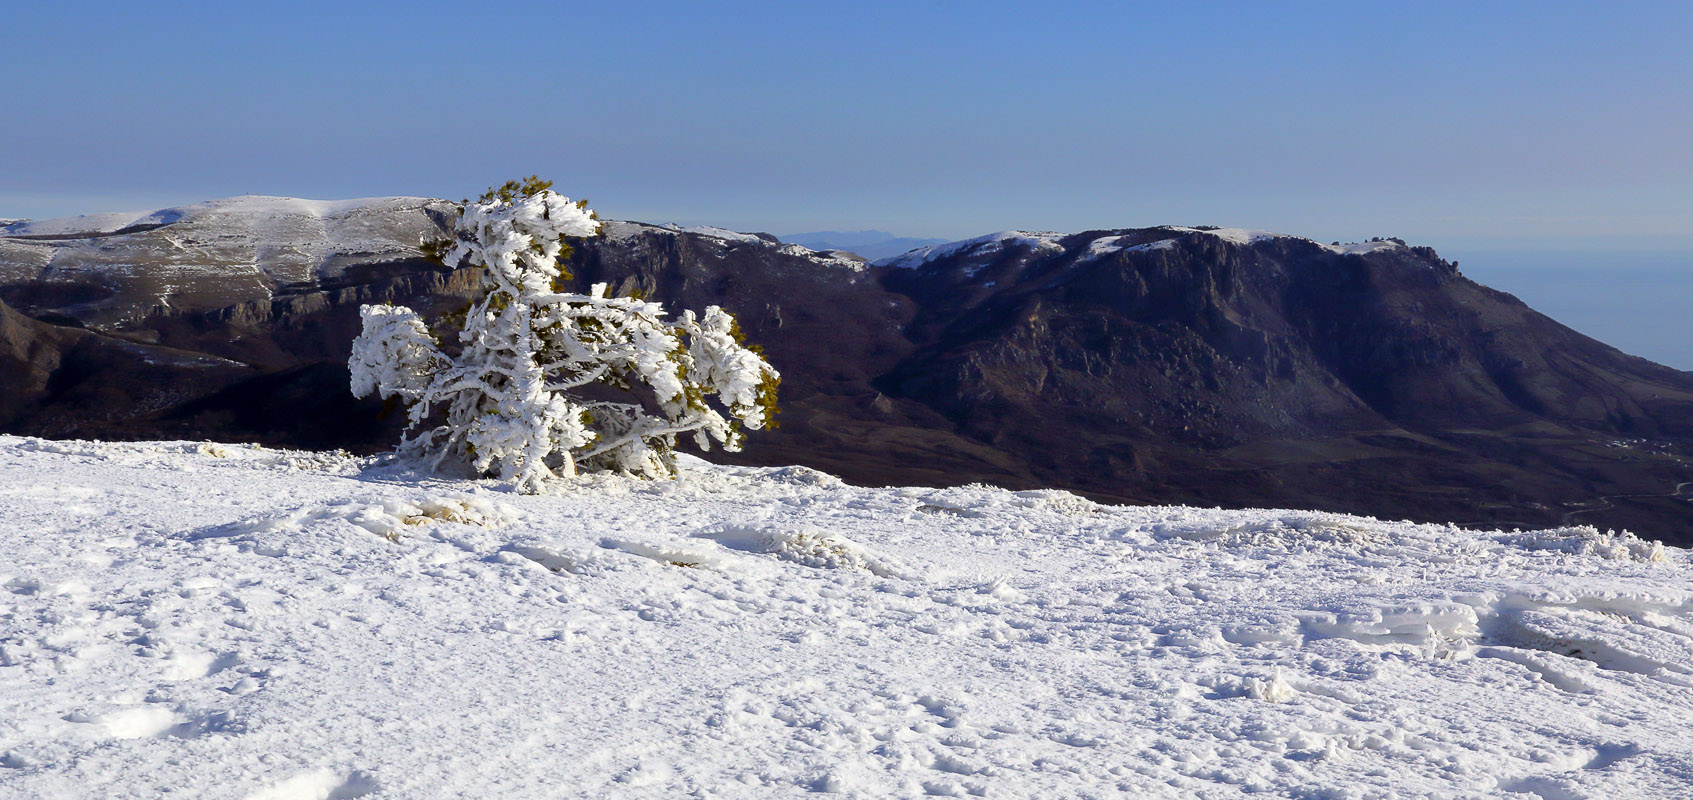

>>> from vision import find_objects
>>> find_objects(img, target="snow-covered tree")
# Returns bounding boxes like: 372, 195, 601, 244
350, 178, 779, 492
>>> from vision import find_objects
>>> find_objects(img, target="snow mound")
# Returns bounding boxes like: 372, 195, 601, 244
696, 523, 903, 577
1154, 512, 1379, 549
908, 484, 1103, 519
603, 537, 729, 570
1008, 488, 1104, 516
14, 437, 363, 474
1505, 526, 1668, 562
206, 496, 519, 543
1242, 670, 1300, 703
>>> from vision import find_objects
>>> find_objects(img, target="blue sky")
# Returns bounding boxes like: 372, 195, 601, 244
4, 1, 1688, 249
5, 2, 1689, 366
3, 0, 1693, 368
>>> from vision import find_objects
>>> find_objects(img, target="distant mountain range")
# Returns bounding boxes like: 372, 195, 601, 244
3, 198, 1691, 542
779, 230, 949, 261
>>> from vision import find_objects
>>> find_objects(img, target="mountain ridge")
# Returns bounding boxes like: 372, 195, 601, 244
2, 196, 1690, 541
780, 229, 951, 261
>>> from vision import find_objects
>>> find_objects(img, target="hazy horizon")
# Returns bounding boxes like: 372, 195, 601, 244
5, 2, 1690, 250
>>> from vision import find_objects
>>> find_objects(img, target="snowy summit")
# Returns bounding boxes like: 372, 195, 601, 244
3, 436, 1691, 798
871, 226, 1411, 270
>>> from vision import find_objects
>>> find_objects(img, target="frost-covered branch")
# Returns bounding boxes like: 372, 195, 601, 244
349, 179, 780, 492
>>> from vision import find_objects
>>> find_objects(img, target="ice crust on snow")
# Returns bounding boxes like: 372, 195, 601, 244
3, 435, 1693, 798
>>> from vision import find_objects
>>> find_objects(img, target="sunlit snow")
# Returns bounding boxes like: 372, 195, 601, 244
3, 437, 1691, 798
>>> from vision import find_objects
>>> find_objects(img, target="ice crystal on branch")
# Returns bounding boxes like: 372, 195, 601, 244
350, 179, 779, 492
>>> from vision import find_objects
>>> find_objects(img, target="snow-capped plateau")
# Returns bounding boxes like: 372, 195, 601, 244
3, 436, 1691, 798
875, 230, 1068, 269
0, 199, 877, 327
873, 227, 1410, 269
601, 220, 868, 271
0, 196, 457, 325
0, 196, 444, 240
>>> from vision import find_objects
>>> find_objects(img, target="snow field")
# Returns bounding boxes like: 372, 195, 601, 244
2, 437, 1692, 798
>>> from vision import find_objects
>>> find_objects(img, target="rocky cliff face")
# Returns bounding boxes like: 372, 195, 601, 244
0, 294, 254, 437
3, 204, 1690, 542
872, 228, 1693, 539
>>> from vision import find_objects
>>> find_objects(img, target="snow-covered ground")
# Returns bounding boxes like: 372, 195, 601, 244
3, 437, 1691, 799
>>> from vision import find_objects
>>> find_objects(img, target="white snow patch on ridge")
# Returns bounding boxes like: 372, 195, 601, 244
880, 225, 1422, 271
775, 243, 866, 271
665, 223, 769, 245
1324, 239, 1406, 255
6, 439, 1691, 797
1078, 234, 1180, 262
602, 221, 866, 271
874, 230, 1066, 268
1164, 228, 1411, 256
0, 196, 444, 239
1163, 226, 1297, 246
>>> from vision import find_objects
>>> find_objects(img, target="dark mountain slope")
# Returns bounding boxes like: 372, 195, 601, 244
872, 229, 1693, 536
0, 295, 254, 437
2, 206, 1689, 541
